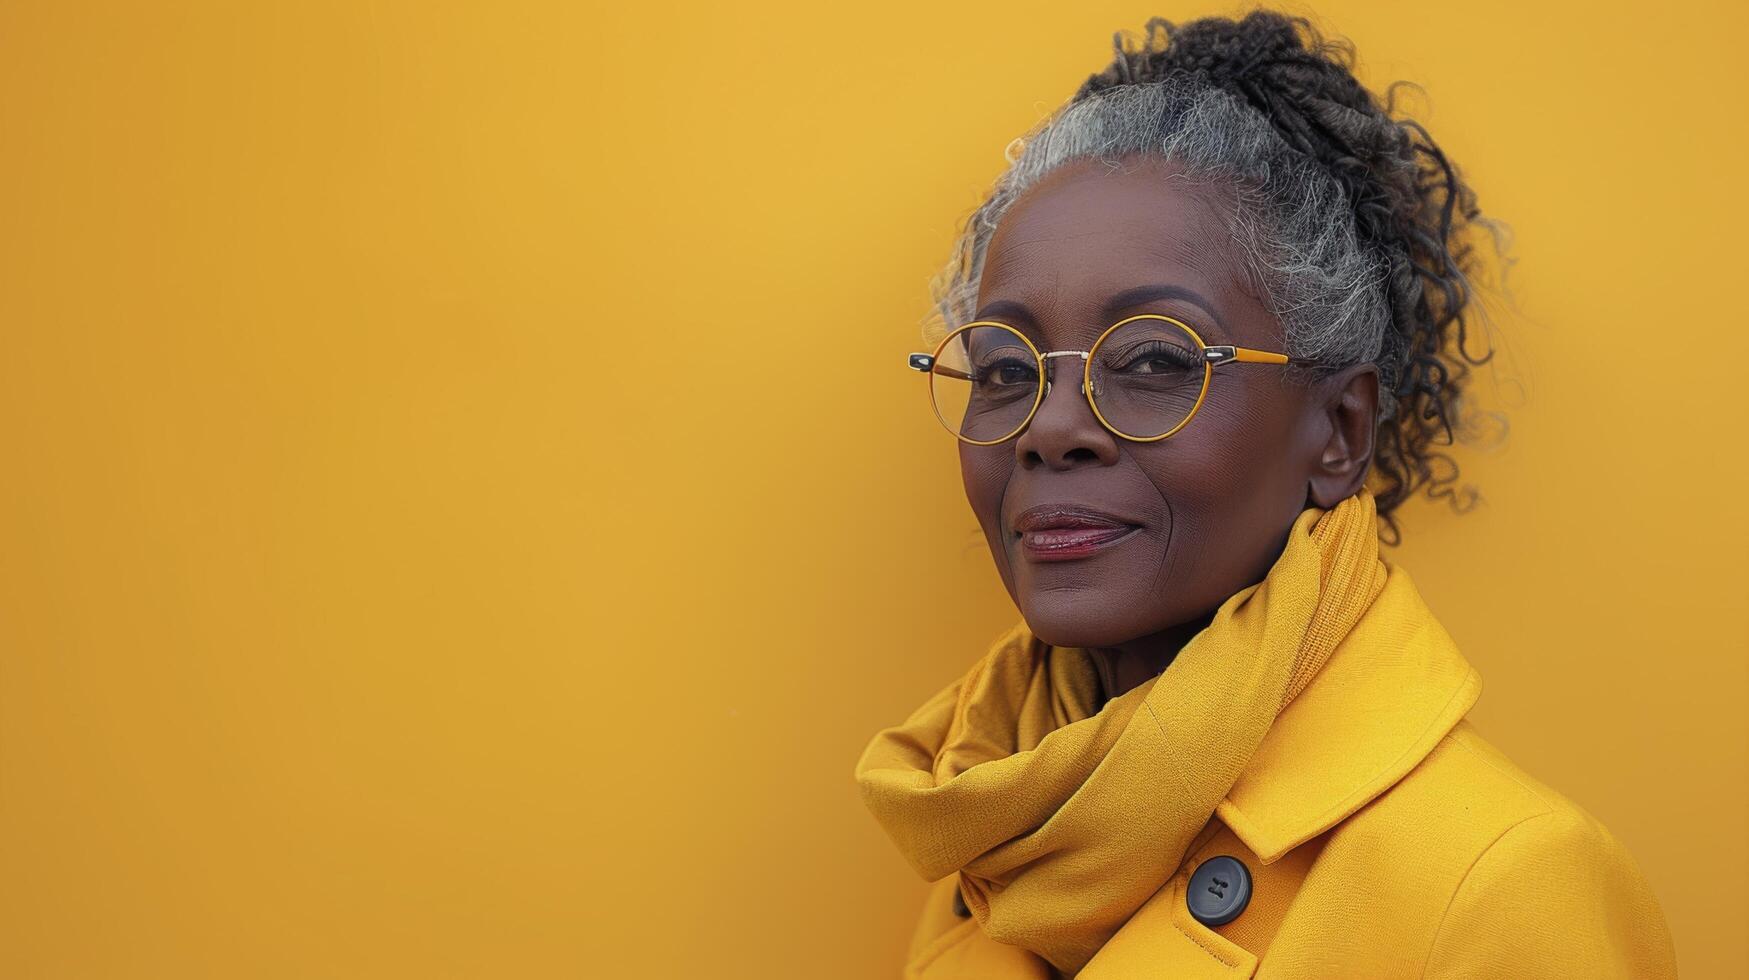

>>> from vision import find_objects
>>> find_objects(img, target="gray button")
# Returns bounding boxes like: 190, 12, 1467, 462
1186, 855, 1251, 927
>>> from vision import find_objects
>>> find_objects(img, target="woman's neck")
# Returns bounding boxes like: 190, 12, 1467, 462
1086, 609, 1217, 703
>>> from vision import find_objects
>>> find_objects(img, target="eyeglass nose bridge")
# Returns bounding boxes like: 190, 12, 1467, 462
1038, 349, 1093, 399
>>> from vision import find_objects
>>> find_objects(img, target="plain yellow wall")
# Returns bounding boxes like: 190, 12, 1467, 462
1, 0, 1743, 976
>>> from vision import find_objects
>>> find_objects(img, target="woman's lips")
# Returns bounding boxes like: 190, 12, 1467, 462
1016, 524, 1141, 561
1010, 505, 1143, 562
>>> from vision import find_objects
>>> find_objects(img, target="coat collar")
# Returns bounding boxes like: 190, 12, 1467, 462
1215, 562, 1482, 865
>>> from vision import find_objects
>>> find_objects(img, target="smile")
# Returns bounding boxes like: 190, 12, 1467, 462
1016, 524, 1141, 561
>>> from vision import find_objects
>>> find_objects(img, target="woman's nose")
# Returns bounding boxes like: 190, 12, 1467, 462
1013, 358, 1122, 469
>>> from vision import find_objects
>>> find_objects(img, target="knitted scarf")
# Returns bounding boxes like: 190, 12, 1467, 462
853, 490, 1388, 976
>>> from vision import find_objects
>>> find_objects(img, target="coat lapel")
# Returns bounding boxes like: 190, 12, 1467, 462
1216, 563, 1481, 865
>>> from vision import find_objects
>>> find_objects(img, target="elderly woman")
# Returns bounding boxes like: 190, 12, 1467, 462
853, 10, 1677, 979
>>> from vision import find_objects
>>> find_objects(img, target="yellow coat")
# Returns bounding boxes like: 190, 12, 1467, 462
897, 574, 1678, 978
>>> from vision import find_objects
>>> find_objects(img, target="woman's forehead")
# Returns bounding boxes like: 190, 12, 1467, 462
976, 161, 1259, 345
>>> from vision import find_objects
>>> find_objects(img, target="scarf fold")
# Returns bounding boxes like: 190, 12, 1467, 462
853, 490, 1388, 976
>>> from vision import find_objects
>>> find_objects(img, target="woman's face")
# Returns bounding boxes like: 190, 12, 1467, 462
961, 154, 1377, 651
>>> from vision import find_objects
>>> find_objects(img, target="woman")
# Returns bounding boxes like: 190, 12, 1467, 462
853, 10, 1677, 979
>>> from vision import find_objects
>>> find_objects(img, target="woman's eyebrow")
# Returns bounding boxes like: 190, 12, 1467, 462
1099, 283, 1226, 329
974, 284, 1226, 332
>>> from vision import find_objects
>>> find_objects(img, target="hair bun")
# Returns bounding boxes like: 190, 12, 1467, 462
1161, 13, 1304, 83
1078, 11, 1315, 98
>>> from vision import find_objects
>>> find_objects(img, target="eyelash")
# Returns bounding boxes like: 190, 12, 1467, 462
1108, 340, 1200, 372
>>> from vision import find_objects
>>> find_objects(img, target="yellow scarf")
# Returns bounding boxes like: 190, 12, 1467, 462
854, 490, 1389, 976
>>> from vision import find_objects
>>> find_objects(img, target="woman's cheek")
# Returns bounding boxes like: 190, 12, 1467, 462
959, 447, 1011, 517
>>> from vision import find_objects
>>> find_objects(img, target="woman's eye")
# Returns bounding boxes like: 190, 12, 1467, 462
1117, 345, 1198, 374
977, 358, 1038, 386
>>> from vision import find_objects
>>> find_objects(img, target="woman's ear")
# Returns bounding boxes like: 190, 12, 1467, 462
1307, 364, 1380, 509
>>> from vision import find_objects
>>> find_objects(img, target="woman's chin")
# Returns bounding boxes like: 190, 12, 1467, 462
1018, 595, 1139, 650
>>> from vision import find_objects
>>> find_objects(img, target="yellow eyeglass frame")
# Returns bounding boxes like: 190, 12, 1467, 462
906, 313, 1330, 445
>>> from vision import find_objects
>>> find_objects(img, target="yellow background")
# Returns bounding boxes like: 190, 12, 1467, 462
1, 1, 1743, 976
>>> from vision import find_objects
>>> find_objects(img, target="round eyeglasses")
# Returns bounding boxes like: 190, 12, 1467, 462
906, 313, 1330, 445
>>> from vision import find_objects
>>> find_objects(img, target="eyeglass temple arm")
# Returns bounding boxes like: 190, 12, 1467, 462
908, 352, 974, 381
1207, 346, 1332, 368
